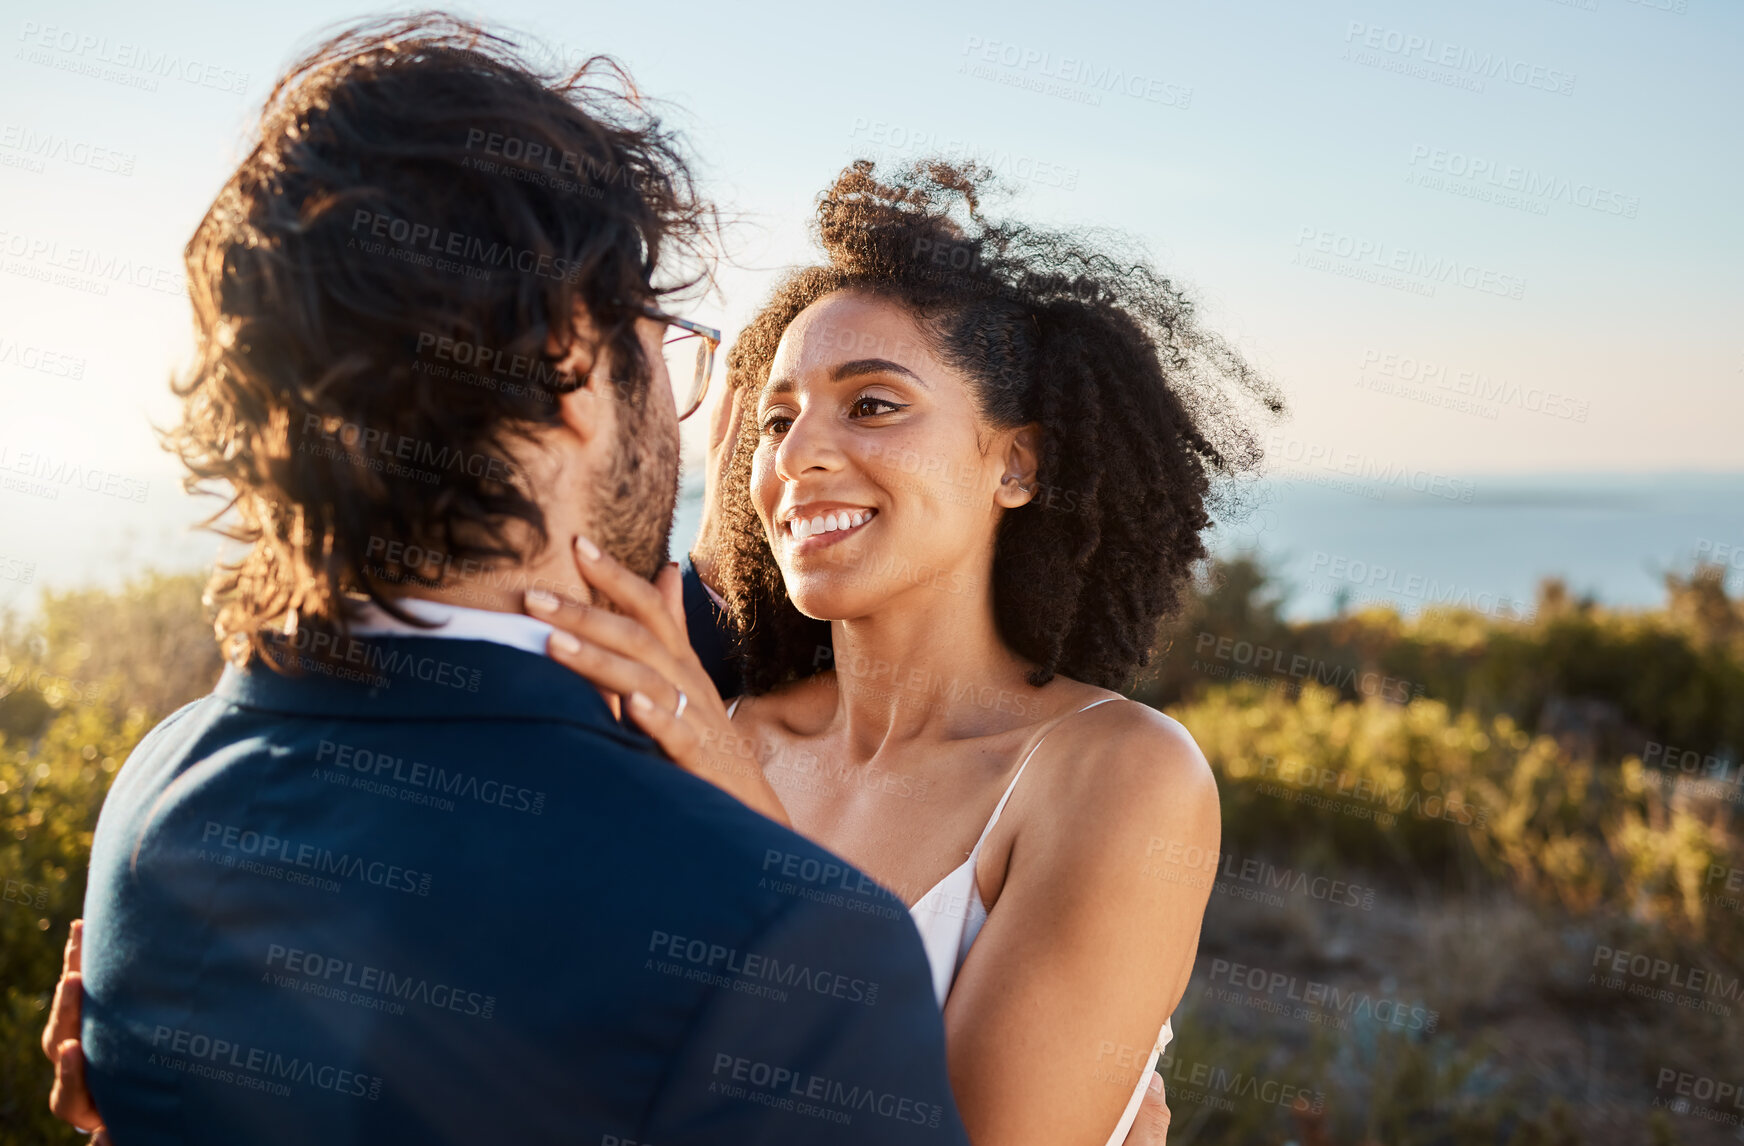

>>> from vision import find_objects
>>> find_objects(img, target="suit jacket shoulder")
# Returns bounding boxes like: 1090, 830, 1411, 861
80, 637, 964, 1146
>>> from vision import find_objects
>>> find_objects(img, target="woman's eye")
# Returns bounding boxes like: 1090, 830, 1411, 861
761, 396, 903, 435
850, 396, 904, 418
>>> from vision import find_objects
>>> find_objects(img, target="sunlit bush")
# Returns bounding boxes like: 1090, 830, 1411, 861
1143, 559, 1744, 764
1174, 681, 1741, 944
0, 572, 212, 1145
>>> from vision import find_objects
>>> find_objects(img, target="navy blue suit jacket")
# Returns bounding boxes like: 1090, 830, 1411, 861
82, 625, 966, 1145
679, 555, 741, 701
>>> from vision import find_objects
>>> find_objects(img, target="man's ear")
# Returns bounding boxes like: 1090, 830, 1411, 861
554, 371, 612, 449
994, 422, 1041, 509
550, 318, 611, 449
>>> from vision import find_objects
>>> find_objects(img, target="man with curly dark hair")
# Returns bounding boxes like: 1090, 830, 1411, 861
48, 18, 969, 1146
528, 159, 1282, 1145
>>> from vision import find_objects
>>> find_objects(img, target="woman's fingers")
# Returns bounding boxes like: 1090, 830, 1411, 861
629, 692, 788, 823
528, 558, 719, 727
529, 551, 787, 825
50, 1040, 104, 1132
627, 690, 703, 769
527, 589, 690, 690
568, 537, 687, 655
544, 626, 684, 716
42, 920, 82, 1062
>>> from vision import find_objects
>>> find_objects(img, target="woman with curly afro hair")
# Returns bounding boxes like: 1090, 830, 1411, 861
542, 158, 1283, 1146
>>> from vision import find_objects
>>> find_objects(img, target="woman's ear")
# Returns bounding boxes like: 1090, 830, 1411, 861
994, 422, 1041, 509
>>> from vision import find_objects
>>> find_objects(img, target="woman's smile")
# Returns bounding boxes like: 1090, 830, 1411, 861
779, 503, 880, 553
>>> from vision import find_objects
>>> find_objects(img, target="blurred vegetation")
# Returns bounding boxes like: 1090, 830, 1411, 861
2, 561, 1741, 1142
1139, 558, 1744, 1144
1141, 559, 1744, 761
1139, 558, 1744, 941
0, 573, 219, 1143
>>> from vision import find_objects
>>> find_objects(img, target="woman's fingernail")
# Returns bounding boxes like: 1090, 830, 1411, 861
629, 691, 653, 713
575, 535, 601, 561
1148, 1071, 1162, 1094
549, 631, 581, 656
526, 589, 559, 613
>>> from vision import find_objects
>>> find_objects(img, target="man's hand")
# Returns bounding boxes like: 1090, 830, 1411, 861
41, 919, 111, 1143
1124, 1072, 1170, 1146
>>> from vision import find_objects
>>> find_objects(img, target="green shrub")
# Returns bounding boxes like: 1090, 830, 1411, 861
0, 572, 214, 1145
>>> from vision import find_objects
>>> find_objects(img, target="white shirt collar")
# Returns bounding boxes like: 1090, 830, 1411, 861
346, 596, 553, 658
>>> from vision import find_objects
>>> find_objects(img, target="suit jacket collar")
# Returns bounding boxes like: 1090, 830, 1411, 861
214, 634, 659, 755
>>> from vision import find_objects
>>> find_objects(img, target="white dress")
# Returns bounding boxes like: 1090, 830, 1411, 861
731, 694, 1173, 1146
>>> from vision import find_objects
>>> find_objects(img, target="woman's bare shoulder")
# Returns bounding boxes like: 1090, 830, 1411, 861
980, 690, 1218, 935
1026, 692, 1218, 842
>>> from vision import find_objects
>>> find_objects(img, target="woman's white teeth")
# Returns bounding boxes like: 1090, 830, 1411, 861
792, 510, 873, 539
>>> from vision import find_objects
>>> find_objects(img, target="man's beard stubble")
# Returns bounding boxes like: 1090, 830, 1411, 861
591, 385, 680, 580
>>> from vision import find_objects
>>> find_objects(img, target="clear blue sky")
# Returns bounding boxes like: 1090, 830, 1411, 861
1, 0, 1739, 591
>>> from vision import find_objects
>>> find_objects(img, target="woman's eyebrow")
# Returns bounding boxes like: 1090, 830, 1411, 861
832, 358, 929, 387
761, 357, 930, 403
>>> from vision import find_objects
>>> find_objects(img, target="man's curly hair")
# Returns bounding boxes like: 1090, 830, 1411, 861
716, 159, 1283, 695
170, 13, 713, 666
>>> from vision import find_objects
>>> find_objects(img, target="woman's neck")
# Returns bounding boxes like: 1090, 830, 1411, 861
824, 580, 1041, 759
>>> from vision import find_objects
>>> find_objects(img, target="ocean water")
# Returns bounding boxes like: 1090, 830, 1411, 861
4, 471, 1740, 620
1205, 472, 1744, 621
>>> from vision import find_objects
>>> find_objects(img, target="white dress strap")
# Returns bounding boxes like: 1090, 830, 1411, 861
966, 695, 1122, 858
725, 696, 742, 718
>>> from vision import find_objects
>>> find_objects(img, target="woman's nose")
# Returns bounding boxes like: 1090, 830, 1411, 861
774, 407, 844, 482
